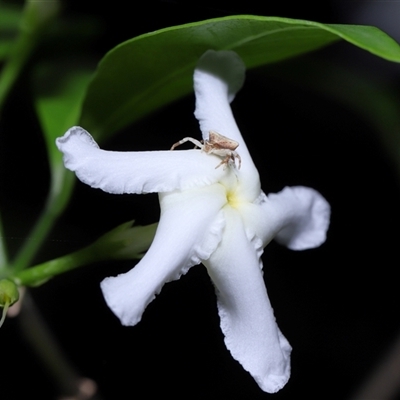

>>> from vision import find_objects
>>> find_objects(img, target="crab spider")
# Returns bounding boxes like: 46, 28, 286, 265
171, 130, 241, 169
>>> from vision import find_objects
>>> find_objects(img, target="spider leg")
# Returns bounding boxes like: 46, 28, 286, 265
234, 152, 241, 169
215, 154, 231, 169
170, 137, 203, 150
194, 139, 204, 149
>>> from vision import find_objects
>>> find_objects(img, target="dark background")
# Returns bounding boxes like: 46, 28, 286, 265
1, 1, 400, 399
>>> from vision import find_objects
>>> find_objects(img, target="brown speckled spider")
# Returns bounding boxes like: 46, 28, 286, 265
170, 130, 241, 169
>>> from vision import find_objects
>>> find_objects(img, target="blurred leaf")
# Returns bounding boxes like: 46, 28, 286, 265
0, 2, 19, 61
0, 2, 22, 60
0, 2, 22, 30
0, 0, 60, 111
79, 15, 400, 140
33, 60, 93, 206
34, 61, 93, 163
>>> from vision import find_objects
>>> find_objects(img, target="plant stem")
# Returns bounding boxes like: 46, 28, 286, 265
18, 290, 102, 399
0, 213, 9, 271
0, 0, 62, 273
13, 243, 97, 287
0, 0, 59, 112
11, 170, 75, 273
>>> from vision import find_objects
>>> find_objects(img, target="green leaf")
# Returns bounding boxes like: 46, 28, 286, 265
0, 1, 22, 56
33, 59, 94, 210
34, 61, 93, 164
80, 15, 400, 140
0, 2, 22, 31
33, 61, 93, 206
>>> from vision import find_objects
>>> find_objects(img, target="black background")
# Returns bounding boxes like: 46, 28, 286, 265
1, 1, 400, 399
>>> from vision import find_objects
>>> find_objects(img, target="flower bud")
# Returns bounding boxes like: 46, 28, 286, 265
0, 279, 19, 327
91, 220, 157, 260
0, 279, 19, 307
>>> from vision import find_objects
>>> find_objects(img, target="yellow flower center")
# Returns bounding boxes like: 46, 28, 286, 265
226, 189, 241, 209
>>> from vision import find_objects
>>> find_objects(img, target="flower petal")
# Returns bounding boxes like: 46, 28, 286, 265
270, 186, 330, 250
56, 126, 229, 194
194, 50, 260, 194
203, 206, 291, 393
101, 184, 226, 326
194, 50, 245, 143
239, 187, 330, 251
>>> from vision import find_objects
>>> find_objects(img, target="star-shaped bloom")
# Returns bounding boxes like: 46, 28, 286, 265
56, 50, 330, 393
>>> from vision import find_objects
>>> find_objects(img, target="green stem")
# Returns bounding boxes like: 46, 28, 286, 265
0, 301, 9, 328
0, 28, 36, 111
13, 235, 102, 286
0, 0, 59, 112
19, 291, 103, 399
0, 213, 9, 271
11, 169, 75, 273
13, 219, 157, 286
1, 0, 62, 273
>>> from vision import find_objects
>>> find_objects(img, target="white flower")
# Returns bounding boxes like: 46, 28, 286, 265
56, 50, 330, 393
